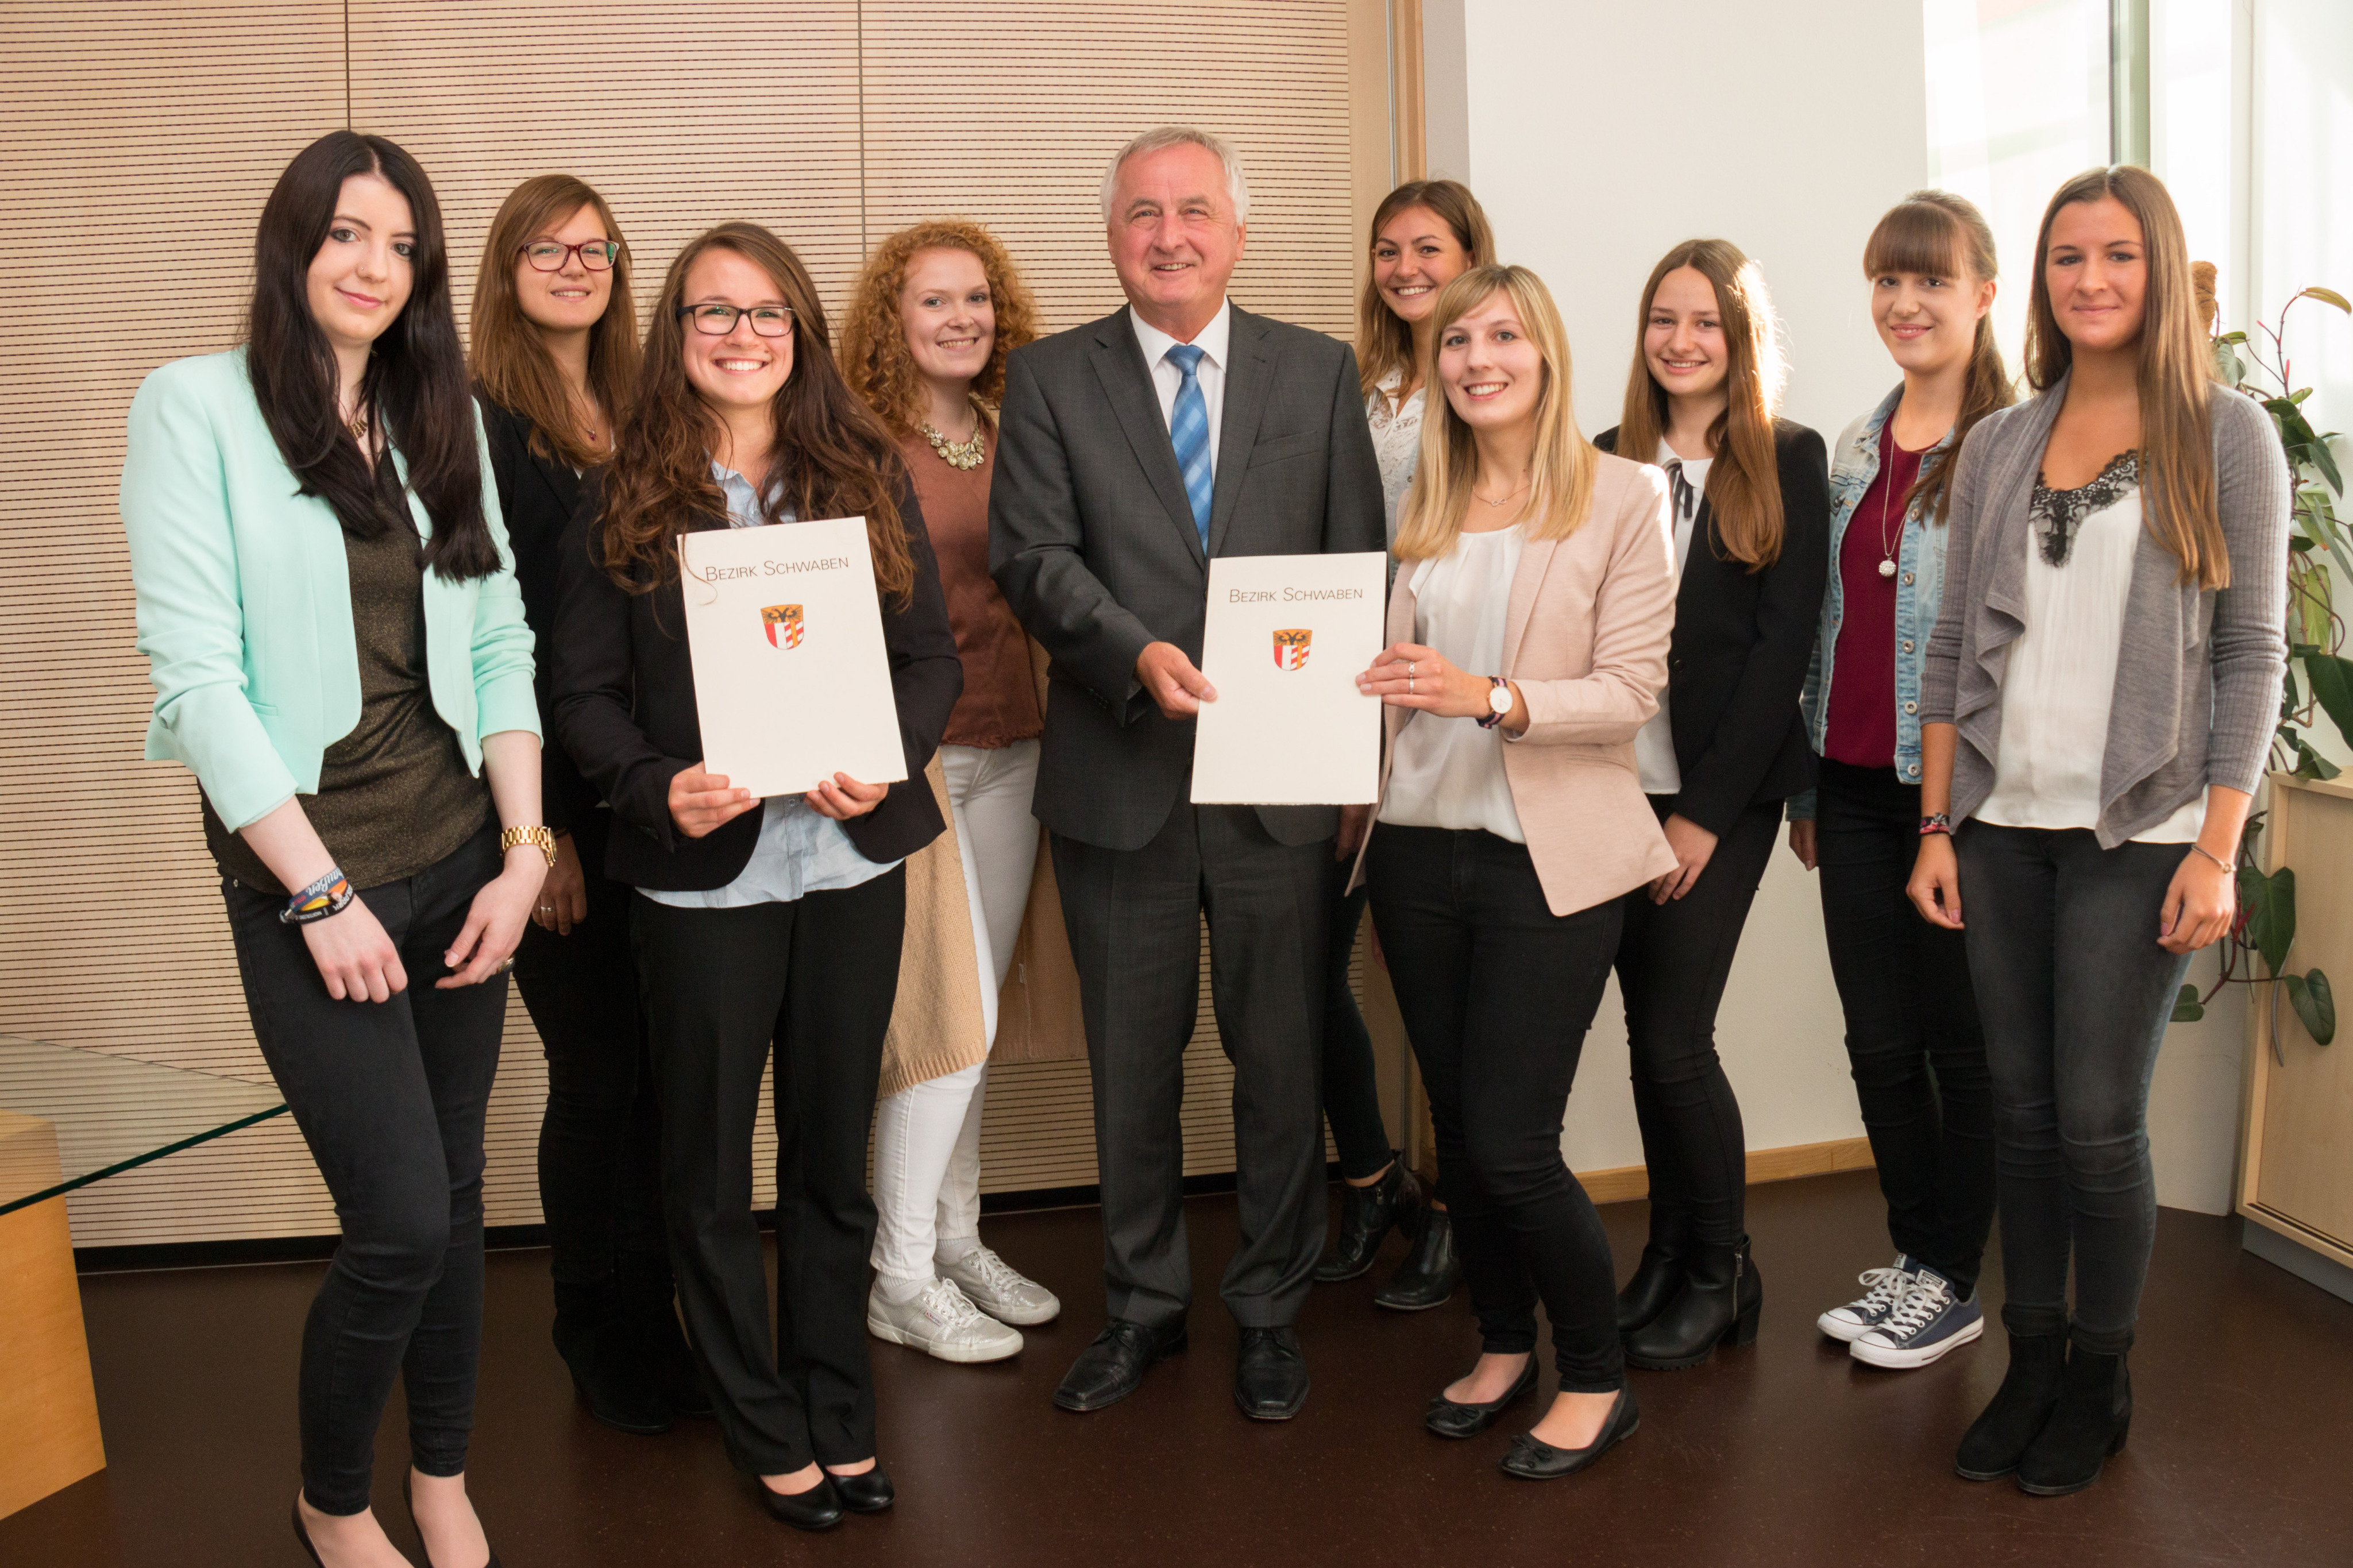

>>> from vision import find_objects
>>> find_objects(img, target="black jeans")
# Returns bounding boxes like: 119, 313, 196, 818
511, 811, 669, 1312
221, 824, 507, 1516
1366, 824, 1625, 1391
1321, 874, 1391, 1180
631, 867, 905, 1476
1814, 760, 1995, 1293
1613, 796, 1781, 1251
1956, 823, 2194, 1354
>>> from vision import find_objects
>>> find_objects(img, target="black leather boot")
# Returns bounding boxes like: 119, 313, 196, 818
553, 1279, 673, 1435
1316, 1156, 1424, 1283
1955, 1328, 2067, 1480
1374, 1203, 1461, 1311
1622, 1236, 1761, 1370
1614, 1213, 1692, 1334
619, 1251, 711, 1419
2015, 1341, 2131, 1496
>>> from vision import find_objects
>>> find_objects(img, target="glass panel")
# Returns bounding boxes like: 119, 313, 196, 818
0, 1035, 286, 1215
2150, 0, 2239, 317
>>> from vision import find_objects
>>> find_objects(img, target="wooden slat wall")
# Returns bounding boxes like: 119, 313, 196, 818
0, 1, 1375, 1246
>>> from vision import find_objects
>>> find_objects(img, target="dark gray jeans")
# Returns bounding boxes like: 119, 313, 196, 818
1955, 822, 2194, 1354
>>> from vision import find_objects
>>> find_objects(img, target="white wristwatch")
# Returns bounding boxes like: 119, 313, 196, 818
1478, 675, 1513, 729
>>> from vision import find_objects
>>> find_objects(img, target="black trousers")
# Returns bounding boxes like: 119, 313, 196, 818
511, 810, 669, 1311
1956, 823, 2193, 1354
222, 825, 507, 1516
1814, 759, 1995, 1293
1366, 825, 1625, 1391
631, 867, 905, 1476
1321, 874, 1392, 1180
1614, 796, 1781, 1251
1051, 804, 1330, 1329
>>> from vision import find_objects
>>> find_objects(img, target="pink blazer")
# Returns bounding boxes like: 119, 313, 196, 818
1350, 453, 1679, 917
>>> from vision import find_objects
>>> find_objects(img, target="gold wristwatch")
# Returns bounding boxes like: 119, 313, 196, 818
500, 824, 559, 868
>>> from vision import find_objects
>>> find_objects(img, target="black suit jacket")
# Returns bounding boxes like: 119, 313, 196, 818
1595, 419, 1830, 835
549, 468, 963, 892
989, 304, 1387, 851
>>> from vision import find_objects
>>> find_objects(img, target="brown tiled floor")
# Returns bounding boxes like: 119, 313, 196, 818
6, 1171, 2349, 1567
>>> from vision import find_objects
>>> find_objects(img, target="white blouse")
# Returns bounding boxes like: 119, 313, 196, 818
1367, 372, 1426, 546
1633, 446, 1708, 797
1379, 524, 1526, 842
1976, 455, 2204, 843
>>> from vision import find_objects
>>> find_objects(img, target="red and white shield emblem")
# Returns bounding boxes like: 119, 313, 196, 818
762, 604, 805, 648
1272, 628, 1311, 671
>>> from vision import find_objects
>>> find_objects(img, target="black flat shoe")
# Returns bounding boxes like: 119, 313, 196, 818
291, 1500, 325, 1567
1053, 1317, 1188, 1412
1233, 1326, 1310, 1420
1316, 1156, 1424, 1283
826, 1465, 895, 1513
403, 1472, 502, 1568
1499, 1387, 1640, 1480
1424, 1356, 1538, 1439
1374, 1204, 1460, 1311
1623, 1236, 1761, 1370
759, 1474, 844, 1532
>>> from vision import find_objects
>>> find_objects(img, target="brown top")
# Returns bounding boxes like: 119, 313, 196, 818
206, 517, 490, 894
900, 429, 1043, 748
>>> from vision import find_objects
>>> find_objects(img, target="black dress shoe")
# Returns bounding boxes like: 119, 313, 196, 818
402, 1472, 503, 1568
291, 1500, 325, 1568
1623, 1236, 1761, 1370
1233, 1326, 1310, 1420
1424, 1355, 1538, 1439
1499, 1387, 1640, 1480
1053, 1317, 1188, 1412
759, 1475, 844, 1532
826, 1465, 896, 1513
1315, 1156, 1424, 1283
1374, 1203, 1461, 1311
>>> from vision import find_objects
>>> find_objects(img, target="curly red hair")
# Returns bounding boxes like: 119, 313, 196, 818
839, 219, 1041, 437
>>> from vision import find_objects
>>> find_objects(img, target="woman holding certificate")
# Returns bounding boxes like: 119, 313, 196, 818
121, 130, 543, 1568
551, 222, 962, 1532
1349, 264, 1678, 1480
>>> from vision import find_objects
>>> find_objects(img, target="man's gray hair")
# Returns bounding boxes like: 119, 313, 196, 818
1100, 126, 1251, 225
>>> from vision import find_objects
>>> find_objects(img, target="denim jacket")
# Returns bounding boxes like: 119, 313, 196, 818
1787, 384, 1954, 819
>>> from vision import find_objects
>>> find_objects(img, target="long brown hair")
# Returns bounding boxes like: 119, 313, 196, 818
1615, 238, 1785, 569
2024, 165, 2226, 589
469, 175, 639, 470
1355, 179, 1496, 404
598, 222, 915, 604
838, 218, 1042, 438
1862, 190, 2015, 525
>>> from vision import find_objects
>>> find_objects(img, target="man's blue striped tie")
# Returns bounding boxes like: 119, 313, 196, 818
1164, 342, 1214, 547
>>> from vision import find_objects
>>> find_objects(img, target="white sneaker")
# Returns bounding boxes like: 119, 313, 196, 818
1850, 1266, 1984, 1370
1816, 1254, 1918, 1343
939, 1243, 1062, 1327
866, 1277, 1023, 1364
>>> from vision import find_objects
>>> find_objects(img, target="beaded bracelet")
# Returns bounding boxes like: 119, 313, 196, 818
1918, 812, 1953, 837
279, 867, 354, 925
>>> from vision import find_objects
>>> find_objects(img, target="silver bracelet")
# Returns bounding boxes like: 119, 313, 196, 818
2189, 841, 2233, 873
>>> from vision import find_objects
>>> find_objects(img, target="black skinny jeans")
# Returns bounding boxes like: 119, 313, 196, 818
1321, 874, 1392, 1180
1367, 825, 1625, 1391
1956, 823, 2194, 1355
1814, 760, 1995, 1293
1613, 796, 1781, 1252
511, 810, 668, 1311
221, 825, 507, 1516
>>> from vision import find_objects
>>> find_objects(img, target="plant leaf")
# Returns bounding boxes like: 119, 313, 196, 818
2295, 737, 2343, 781
2298, 286, 2351, 314
2170, 983, 2205, 1023
2304, 652, 2353, 750
2296, 970, 2335, 1045
2289, 558, 2335, 648
2244, 865, 2297, 976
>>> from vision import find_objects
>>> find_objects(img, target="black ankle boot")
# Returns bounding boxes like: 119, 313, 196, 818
554, 1281, 673, 1436
1316, 1156, 1424, 1283
2015, 1342, 2131, 1496
618, 1253, 711, 1419
1622, 1237, 1761, 1370
1955, 1329, 2067, 1480
1614, 1219, 1692, 1334
1374, 1204, 1461, 1311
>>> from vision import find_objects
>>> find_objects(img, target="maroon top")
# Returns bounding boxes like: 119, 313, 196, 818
899, 431, 1044, 749
1823, 421, 1925, 770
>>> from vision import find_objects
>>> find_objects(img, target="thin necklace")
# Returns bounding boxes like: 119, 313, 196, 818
921, 395, 988, 471
1475, 474, 1529, 508
1874, 431, 1903, 579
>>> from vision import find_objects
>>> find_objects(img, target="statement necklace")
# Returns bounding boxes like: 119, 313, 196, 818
921, 396, 988, 470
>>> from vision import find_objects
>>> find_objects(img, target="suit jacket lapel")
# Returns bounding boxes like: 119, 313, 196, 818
1087, 311, 1207, 569
1502, 536, 1557, 674
535, 446, 581, 523
1206, 308, 1272, 557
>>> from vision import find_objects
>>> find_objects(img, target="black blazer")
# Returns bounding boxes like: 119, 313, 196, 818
550, 467, 963, 892
989, 304, 1387, 852
1594, 419, 1830, 836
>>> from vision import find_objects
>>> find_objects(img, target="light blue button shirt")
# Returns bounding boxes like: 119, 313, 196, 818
637, 464, 900, 909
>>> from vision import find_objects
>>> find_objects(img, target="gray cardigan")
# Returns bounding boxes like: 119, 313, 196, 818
1918, 374, 2289, 847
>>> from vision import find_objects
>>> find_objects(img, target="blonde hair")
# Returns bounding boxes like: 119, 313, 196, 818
1393, 265, 1596, 561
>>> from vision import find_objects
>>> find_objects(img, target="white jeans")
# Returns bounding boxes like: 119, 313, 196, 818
870, 741, 1042, 1287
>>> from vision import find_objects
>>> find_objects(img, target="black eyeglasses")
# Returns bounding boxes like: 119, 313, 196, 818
521, 240, 622, 272
678, 303, 794, 338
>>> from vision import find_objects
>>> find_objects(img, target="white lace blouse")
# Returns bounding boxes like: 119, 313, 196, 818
1367, 372, 1426, 545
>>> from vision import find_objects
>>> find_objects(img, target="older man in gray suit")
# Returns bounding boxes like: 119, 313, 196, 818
990, 126, 1386, 1420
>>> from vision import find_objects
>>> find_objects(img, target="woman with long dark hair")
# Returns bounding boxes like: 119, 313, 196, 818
1914, 165, 2287, 1495
1595, 240, 1829, 1370
121, 130, 544, 1568
553, 222, 961, 1531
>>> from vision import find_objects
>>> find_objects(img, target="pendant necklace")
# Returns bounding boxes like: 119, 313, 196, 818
1874, 439, 1902, 578
922, 395, 988, 471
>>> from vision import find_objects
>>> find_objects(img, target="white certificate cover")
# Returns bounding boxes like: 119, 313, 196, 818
1190, 551, 1387, 805
677, 516, 907, 800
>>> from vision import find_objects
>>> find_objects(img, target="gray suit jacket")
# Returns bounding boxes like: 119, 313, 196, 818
990, 304, 1387, 851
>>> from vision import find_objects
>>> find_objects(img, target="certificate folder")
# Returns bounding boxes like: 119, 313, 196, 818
677, 516, 908, 801
1190, 551, 1387, 805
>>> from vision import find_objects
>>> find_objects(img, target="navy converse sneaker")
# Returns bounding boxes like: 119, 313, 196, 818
1816, 1254, 1916, 1343
1850, 1265, 1983, 1370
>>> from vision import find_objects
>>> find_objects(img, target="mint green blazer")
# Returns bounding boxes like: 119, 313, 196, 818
119, 349, 541, 833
